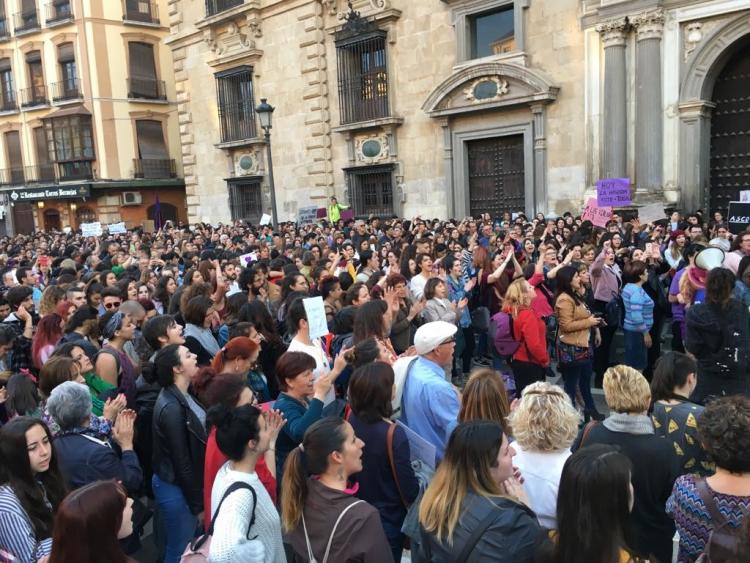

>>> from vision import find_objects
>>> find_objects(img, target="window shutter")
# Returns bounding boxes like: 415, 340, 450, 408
0, 1, 6, 19
5, 131, 22, 165
25, 50, 41, 63
135, 120, 168, 159
34, 127, 49, 164
0, 58, 10, 72
21, 0, 35, 14
128, 42, 156, 80
58, 43, 74, 63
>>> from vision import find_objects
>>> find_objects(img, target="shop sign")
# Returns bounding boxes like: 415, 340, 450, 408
8, 185, 90, 201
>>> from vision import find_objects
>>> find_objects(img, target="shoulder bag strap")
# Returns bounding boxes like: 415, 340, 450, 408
386, 423, 409, 508
321, 500, 365, 563
694, 478, 727, 526
455, 505, 500, 563
579, 421, 599, 449
191, 481, 255, 552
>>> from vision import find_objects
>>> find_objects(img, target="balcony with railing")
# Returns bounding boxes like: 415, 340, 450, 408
20, 85, 48, 108
23, 163, 56, 183
14, 10, 40, 34
46, 2, 73, 25
205, 0, 243, 18
127, 77, 167, 101
0, 90, 17, 112
58, 160, 94, 181
0, 18, 9, 40
123, 0, 159, 24
51, 78, 81, 102
0, 167, 26, 185
134, 158, 177, 179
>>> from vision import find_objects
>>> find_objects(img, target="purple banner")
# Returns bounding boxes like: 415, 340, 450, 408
596, 178, 631, 206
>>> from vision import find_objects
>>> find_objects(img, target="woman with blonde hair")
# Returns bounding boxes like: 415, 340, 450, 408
458, 368, 511, 434
417, 420, 541, 562
502, 277, 549, 396
572, 365, 679, 563
507, 382, 580, 528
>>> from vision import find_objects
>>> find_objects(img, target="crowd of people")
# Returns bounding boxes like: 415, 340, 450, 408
0, 204, 749, 562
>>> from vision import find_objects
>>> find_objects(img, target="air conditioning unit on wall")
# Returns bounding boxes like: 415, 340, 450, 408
122, 191, 142, 206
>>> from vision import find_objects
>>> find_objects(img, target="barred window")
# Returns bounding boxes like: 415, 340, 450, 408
346, 165, 394, 218
336, 33, 389, 125
228, 179, 262, 224
216, 67, 256, 143
205, 0, 243, 18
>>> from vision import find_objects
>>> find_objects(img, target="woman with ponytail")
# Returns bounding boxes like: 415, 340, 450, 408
210, 337, 269, 403
281, 417, 393, 563
203, 404, 286, 563
650, 351, 710, 476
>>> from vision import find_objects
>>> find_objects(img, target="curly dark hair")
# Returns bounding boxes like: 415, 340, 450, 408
698, 395, 750, 473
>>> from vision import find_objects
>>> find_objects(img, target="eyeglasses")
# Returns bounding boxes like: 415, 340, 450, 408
440, 337, 456, 346
104, 301, 122, 309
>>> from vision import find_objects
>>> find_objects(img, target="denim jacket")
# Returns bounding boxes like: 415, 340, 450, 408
446, 275, 471, 328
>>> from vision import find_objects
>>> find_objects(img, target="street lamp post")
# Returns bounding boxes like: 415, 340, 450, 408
255, 98, 278, 227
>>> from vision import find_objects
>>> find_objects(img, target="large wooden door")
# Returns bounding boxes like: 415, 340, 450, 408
710, 42, 750, 213
13, 202, 34, 234
467, 135, 525, 219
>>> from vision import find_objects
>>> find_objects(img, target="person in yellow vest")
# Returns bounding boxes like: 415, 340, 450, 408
327, 196, 347, 224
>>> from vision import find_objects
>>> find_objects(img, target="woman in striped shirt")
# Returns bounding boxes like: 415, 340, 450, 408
0, 417, 67, 563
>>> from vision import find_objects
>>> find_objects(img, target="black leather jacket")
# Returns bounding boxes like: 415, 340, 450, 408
151, 385, 207, 514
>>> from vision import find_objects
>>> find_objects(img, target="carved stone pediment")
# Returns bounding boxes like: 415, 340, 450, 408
422, 62, 558, 118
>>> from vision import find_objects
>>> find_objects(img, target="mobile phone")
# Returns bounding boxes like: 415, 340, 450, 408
645, 243, 653, 254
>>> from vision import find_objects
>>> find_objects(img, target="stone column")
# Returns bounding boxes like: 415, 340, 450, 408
679, 100, 715, 212
633, 10, 664, 194
596, 19, 629, 179
438, 118, 456, 218
530, 103, 548, 215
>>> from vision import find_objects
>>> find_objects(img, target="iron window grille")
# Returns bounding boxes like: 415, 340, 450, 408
205, 0, 243, 18
336, 32, 389, 125
215, 66, 256, 142
345, 165, 395, 218
228, 179, 263, 224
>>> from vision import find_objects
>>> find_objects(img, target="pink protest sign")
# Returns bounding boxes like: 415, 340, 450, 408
582, 197, 613, 228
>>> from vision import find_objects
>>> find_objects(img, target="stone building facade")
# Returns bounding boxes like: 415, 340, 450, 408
0, 0, 185, 235
167, 0, 749, 223
166, 0, 588, 222
582, 0, 750, 214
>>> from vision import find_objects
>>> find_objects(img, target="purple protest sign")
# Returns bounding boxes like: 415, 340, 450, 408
596, 178, 631, 207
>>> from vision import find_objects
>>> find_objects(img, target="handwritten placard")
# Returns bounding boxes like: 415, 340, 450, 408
259, 214, 272, 226
298, 206, 318, 226
596, 178, 631, 206
340, 209, 355, 222
108, 222, 126, 234
582, 198, 612, 228
302, 296, 329, 340
637, 203, 666, 225
81, 222, 103, 237
239, 252, 257, 266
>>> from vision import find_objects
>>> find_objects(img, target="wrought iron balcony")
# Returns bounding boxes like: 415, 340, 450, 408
23, 163, 56, 183
14, 10, 40, 34
127, 77, 167, 101
0, 168, 26, 185
20, 85, 48, 108
123, 0, 159, 24
205, 0, 243, 18
46, 1, 73, 25
51, 78, 81, 102
0, 90, 17, 112
133, 158, 176, 179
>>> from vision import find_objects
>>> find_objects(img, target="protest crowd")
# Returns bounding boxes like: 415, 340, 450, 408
0, 200, 750, 563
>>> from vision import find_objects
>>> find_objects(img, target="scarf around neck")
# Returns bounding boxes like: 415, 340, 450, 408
184, 323, 220, 356
603, 412, 654, 435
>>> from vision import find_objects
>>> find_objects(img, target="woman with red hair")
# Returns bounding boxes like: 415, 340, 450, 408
54, 300, 75, 325
192, 368, 278, 528
48, 480, 134, 563
32, 313, 64, 369
211, 336, 268, 402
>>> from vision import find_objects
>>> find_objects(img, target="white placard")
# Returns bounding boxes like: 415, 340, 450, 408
239, 252, 257, 266
302, 296, 329, 340
740, 190, 750, 203
81, 222, 102, 237
638, 203, 666, 225
396, 420, 437, 470
298, 206, 318, 226
108, 222, 126, 234
259, 214, 272, 226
